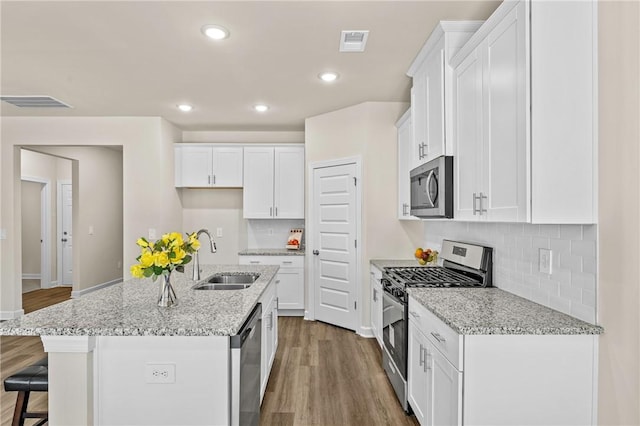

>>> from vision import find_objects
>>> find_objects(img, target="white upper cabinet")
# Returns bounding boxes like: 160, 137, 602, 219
451, 0, 597, 224
174, 144, 243, 188
396, 109, 418, 220
407, 22, 483, 170
452, 2, 528, 222
243, 145, 304, 219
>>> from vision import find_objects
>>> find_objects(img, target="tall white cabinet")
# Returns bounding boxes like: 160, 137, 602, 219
396, 109, 417, 220
451, 0, 597, 224
243, 146, 304, 219
407, 21, 482, 170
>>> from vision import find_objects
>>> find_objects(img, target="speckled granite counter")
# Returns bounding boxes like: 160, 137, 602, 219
370, 259, 420, 270
239, 248, 305, 256
0, 264, 278, 337
408, 287, 603, 335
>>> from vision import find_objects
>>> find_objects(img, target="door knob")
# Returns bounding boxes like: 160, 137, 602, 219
313, 250, 319, 255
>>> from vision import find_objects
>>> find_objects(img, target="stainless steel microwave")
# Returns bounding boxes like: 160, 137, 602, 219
410, 156, 453, 218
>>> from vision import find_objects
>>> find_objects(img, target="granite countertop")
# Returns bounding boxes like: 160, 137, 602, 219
408, 287, 603, 336
0, 264, 278, 337
370, 259, 422, 270
239, 248, 305, 256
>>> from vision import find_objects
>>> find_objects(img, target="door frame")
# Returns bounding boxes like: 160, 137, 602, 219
57, 179, 72, 286
305, 156, 363, 334
21, 176, 52, 289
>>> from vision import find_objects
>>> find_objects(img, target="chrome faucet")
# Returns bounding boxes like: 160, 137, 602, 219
192, 229, 217, 281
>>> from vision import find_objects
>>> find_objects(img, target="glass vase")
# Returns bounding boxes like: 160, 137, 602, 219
157, 273, 178, 307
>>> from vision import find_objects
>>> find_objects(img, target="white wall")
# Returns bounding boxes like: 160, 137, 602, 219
598, 1, 640, 423
21, 180, 42, 276
31, 146, 123, 292
20, 149, 73, 286
0, 117, 183, 317
305, 101, 425, 331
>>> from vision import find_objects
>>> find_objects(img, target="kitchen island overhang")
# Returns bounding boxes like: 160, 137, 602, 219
0, 264, 279, 426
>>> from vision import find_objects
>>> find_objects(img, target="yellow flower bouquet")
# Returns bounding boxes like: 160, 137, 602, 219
130, 232, 201, 281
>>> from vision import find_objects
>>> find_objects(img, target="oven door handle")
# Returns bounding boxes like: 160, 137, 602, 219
383, 290, 405, 309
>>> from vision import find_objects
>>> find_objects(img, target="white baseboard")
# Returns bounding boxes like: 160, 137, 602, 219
0, 309, 24, 320
71, 278, 122, 298
358, 326, 374, 338
49, 280, 59, 287
22, 273, 41, 280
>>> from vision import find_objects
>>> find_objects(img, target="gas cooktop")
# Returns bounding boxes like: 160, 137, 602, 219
384, 266, 484, 288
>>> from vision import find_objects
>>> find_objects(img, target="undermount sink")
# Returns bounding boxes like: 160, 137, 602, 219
192, 273, 260, 290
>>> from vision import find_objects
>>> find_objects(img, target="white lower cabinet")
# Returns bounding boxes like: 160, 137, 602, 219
239, 255, 305, 315
369, 265, 383, 347
408, 296, 598, 426
259, 278, 278, 402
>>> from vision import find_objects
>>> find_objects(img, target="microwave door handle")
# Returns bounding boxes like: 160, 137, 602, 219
425, 170, 436, 207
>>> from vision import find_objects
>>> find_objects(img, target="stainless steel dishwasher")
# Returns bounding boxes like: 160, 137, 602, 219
230, 303, 262, 426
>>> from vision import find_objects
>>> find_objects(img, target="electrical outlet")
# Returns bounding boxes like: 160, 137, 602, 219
0, 229, 6, 240
539, 249, 552, 274
148, 228, 157, 240
145, 363, 176, 384
216, 227, 223, 237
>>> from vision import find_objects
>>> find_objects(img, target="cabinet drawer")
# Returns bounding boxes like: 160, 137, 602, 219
239, 255, 304, 268
408, 296, 462, 370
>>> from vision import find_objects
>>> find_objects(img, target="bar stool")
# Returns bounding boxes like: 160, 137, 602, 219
3, 356, 48, 426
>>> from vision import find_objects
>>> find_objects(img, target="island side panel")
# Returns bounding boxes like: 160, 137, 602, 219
95, 335, 230, 426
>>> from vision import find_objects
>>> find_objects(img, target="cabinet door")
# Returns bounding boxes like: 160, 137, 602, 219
243, 147, 275, 218
277, 268, 304, 310
482, 0, 528, 222
424, 46, 446, 162
397, 115, 417, 220
408, 322, 431, 426
212, 147, 243, 187
427, 341, 462, 426
453, 48, 483, 221
411, 69, 427, 169
176, 145, 213, 187
274, 146, 304, 219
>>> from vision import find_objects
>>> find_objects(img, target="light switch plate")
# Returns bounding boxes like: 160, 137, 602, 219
0, 229, 6, 240
216, 227, 223, 237
148, 228, 157, 240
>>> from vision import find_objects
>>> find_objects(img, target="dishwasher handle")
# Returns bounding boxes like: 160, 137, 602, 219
230, 303, 262, 349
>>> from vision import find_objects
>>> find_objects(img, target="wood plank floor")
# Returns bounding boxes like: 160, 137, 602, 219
261, 317, 419, 426
2, 291, 417, 425
1, 287, 71, 426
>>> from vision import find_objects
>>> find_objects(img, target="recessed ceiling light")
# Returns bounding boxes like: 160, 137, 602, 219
319, 72, 339, 82
201, 25, 230, 40
254, 104, 269, 113
177, 104, 193, 112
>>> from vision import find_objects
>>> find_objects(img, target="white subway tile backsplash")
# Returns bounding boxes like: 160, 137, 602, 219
571, 240, 596, 257
560, 224, 583, 240
423, 221, 597, 324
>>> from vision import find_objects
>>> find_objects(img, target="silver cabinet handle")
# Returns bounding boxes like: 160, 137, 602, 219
275, 207, 278, 217
419, 343, 424, 366
430, 332, 446, 343
370, 271, 375, 276
472, 192, 478, 215
373, 288, 377, 302
479, 192, 487, 214
402, 203, 409, 216
282, 261, 293, 265
313, 250, 319, 255
213, 174, 216, 185
424, 348, 431, 372
270, 207, 273, 217
208, 175, 211, 185
249, 261, 260, 264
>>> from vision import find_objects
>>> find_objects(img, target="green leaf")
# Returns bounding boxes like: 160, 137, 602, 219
176, 266, 184, 273
143, 268, 154, 277
153, 266, 163, 275
183, 255, 192, 265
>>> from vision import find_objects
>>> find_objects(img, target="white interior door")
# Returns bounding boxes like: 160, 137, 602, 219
312, 163, 357, 331
61, 183, 73, 285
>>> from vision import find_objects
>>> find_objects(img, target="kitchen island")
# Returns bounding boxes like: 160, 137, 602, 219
0, 264, 278, 426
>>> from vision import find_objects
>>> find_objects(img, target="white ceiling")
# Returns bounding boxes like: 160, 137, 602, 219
1, 1, 500, 131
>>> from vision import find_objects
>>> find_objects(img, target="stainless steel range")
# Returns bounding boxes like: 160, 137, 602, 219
381, 240, 493, 412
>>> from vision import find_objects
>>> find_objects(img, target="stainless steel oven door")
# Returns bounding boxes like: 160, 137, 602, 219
382, 284, 407, 377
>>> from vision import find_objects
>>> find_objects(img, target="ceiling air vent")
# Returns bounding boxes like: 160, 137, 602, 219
0, 96, 72, 108
339, 30, 369, 52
